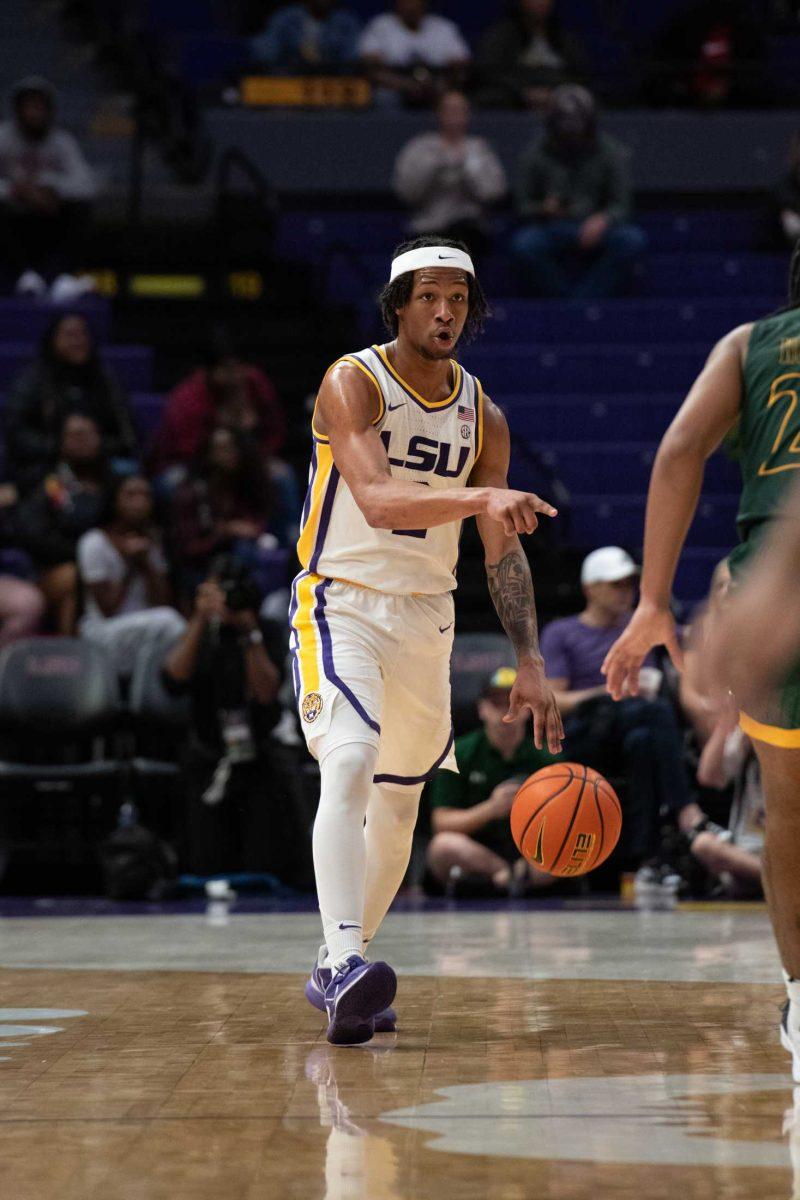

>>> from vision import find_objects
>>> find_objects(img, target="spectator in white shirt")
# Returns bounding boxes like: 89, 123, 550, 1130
0, 77, 97, 298
359, 0, 470, 107
77, 474, 185, 677
393, 90, 507, 257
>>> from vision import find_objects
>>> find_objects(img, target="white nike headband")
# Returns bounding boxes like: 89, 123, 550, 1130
389, 246, 475, 281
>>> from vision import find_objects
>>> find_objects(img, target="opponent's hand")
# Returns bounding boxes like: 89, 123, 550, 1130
484, 488, 557, 537
504, 659, 564, 753
602, 602, 684, 700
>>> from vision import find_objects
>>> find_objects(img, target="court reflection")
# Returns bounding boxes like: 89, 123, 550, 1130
304, 1043, 402, 1200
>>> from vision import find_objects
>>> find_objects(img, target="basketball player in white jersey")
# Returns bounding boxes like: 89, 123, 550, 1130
290, 236, 563, 1045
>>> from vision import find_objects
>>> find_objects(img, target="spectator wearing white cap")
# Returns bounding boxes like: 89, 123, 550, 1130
540, 546, 701, 864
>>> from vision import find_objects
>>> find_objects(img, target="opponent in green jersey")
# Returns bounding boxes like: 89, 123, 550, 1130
603, 249, 800, 1080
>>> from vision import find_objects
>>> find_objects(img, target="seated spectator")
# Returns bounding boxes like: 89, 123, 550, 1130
168, 425, 298, 603
393, 90, 507, 259
76, 474, 186, 677
675, 560, 763, 895
643, 0, 764, 109
512, 85, 646, 299
540, 546, 701, 864
773, 132, 800, 246
0, 76, 96, 297
250, 0, 361, 74
476, 0, 587, 111
150, 329, 285, 477
0, 575, 45, 647
692, 719, 763, 897
359, 0, 470, 108
3, 311, 138, 496
426, 667, 560, 895
13, 412, 111, 634
162, 560, 311, 887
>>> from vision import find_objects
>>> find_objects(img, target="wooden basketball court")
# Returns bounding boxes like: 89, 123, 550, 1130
0, 902, 795, 1199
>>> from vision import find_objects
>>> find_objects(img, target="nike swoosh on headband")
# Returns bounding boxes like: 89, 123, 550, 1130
389, 245, 475, 280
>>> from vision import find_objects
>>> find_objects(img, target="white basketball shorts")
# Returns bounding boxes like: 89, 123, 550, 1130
289, 572, 457, 783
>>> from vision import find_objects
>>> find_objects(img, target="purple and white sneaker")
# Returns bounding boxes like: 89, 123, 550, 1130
323, 954, 397, 1046
305, 958, 397, 1033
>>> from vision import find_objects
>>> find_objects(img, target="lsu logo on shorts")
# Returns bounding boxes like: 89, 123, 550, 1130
301, 691, 324, 723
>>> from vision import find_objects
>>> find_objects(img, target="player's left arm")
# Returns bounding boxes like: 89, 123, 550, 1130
471, 398, 563, 754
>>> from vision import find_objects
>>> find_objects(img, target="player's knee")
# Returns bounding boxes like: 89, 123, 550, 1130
320, 740, 378, 799
377, 786, 421, 833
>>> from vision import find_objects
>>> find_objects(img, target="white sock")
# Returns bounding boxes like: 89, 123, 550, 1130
785, 969, 800, 1015
362, 782, 423, 947
312, 740, 378, 969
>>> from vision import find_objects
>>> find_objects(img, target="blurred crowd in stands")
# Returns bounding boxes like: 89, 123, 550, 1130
0, 0, 782, 899
247, 0, 770, 111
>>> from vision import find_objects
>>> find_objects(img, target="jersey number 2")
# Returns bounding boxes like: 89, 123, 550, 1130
758, 373, 800, 477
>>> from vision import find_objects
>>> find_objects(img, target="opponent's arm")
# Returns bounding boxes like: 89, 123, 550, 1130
472, 399, 563, 753
705, 476, 800, 710
317, 362, 557, 533
602, 325, 748, 700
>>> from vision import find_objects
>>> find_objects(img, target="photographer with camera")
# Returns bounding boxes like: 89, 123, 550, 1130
162, 554, 312, 887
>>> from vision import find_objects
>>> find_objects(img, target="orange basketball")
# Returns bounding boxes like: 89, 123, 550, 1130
510, 762, 622, 877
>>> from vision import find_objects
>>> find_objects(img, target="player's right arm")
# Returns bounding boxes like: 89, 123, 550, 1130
316, 361, 557, 533
602, 324, 749, 700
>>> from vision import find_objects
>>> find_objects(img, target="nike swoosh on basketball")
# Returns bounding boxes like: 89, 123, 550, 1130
387, 402, 404, 411
439, 623, 453, 633
532, 821, 545, 865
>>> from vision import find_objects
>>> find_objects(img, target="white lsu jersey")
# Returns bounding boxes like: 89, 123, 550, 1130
296, 343, 485, 595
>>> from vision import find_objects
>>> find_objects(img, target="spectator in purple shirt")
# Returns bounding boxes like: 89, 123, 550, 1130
540, 546, 702, 864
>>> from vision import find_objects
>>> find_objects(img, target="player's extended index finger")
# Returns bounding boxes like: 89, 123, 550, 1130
526, 494, 558, 518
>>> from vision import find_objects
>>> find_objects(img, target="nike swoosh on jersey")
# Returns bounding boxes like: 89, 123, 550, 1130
387, 402, 404, 411
532, 821, 545, 865
438, 623, 453, 633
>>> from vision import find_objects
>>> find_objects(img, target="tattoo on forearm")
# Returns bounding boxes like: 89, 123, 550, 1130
486, 549, 540, 659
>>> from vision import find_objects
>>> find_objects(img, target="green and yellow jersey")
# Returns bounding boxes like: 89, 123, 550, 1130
732, 306, 800, 742
737, 307, 800, 535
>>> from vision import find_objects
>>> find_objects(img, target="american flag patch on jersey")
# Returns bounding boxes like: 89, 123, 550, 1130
457, 405, 474, 422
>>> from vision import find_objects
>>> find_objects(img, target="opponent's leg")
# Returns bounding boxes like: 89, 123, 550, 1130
362, 781, 423, 947
751, 741, 800, 1079
752, 742, 800, 976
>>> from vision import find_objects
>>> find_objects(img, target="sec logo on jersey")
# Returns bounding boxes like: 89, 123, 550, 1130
301, 692, 324, 723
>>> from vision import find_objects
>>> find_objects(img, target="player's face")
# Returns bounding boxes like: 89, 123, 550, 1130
397, 269, 470, 360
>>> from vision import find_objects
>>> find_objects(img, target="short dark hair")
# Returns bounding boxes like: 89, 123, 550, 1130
377, 235, 489, 343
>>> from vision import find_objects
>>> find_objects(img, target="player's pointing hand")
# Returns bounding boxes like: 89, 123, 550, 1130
505, 660, 564, 754
601, 601, 684, 701
485, 488, 558, 538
